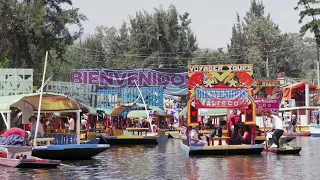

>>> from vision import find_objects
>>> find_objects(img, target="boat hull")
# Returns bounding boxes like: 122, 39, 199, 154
32, 144, 109, 160
167, 131, 180, 139
180, 141, 264, 156
98, 135, 168, 145
0, 158, 60, 168
283, 131, 311, 137
264, 147, 302, 155
310, 124, 320, 137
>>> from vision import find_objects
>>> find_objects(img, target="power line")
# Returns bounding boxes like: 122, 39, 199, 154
65, 44, 315, 62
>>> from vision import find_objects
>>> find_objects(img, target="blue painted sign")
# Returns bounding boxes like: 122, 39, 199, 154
121, 87, 164, 110
97, 89, 119, 109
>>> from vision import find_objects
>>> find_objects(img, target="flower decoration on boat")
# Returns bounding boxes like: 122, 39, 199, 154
237, 72, 254, 87
188, 72, 204, 89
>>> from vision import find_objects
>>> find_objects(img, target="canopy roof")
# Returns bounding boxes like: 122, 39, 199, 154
282, 82, 319, 91
111, 103, 164, 116
96, 108, 112, 116
282, 82, 319, 101
127, 110, 165, 118
199, 108, 227, 116
0, 92, 86, 112
178, 107, 227, 116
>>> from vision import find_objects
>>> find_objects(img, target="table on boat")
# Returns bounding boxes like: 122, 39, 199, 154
126, 128, 149, 136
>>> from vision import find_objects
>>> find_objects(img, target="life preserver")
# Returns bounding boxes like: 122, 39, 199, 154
3, 128, 26, 139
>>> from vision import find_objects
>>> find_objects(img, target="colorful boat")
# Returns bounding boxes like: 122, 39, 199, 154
181, 64, 266, 156
0, 145, 60, 168
32, 144, 109, 160
0, 93, 110, 161
310, 124, 320, 137
263, 134, 301, 155
180, 140, 264, 155
89, 103, 169, 146
264, 147, 302, 155
98, 134, 168, 145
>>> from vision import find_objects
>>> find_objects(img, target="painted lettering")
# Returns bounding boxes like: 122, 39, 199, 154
71, 69, 189, 88
158, 74, 170, 86
72, 72, 82, 83
139, 72, 152, 86
88, 71, 99, 85
171, 74, 184, 86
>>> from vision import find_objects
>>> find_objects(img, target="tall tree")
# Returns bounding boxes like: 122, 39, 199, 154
0, 0, 86, 85
295, 0, 320, 46
228, 0, 301, 79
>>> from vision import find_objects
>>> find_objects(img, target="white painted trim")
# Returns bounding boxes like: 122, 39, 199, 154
279, 106, 320, 111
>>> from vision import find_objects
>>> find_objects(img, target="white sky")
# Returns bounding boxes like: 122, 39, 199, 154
70, 0, 307, 49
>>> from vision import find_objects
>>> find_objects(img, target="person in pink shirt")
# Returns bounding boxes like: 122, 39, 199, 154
229, 109, 241, 133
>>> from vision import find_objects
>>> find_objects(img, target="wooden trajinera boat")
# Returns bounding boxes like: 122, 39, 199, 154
0, 145, 60, 168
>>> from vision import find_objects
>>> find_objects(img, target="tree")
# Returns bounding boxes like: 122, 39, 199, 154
228, 0, 302, 79
0, 0, 87, 85
295, 0, 320, 46
128, 4, 198, 68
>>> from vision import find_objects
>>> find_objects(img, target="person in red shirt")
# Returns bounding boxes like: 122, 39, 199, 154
229, 109, 241, 133
241, 125, 252, 144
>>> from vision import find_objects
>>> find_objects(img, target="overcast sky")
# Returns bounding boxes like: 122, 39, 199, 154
70, 0, 304, 49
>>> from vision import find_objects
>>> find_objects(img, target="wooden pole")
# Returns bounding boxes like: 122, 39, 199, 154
133, 80, 153, 132
33, 51, 48, 147
262, 111, 268, 150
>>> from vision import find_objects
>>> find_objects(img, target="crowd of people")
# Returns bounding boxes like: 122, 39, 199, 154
0, 114, 76, 146
187, 109, 291, 149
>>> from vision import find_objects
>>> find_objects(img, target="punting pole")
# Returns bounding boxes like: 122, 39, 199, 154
133, 80, 154, 133
33, 51, 48, 147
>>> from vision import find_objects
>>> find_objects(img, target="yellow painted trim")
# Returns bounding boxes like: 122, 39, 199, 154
202, 145, 254, 150
116, 135, 155, 139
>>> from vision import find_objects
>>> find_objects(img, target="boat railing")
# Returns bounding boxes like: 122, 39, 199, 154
44, 133, 77, 145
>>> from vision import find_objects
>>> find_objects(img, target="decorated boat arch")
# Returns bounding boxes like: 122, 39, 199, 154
187, 64, 256, 127
181, 64, 264, 156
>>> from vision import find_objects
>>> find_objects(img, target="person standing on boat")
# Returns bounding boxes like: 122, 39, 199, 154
291, 114, 298, 133
265, 111, 284, 148
66, 115, 75, 133
229, 109, 241, 135
29, 115, 45, 140
189, 126, 208, 146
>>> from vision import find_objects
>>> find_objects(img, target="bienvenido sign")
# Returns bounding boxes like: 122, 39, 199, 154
195, 88, 250, 108
188, 64, 253, 73
71, 69, 188, 87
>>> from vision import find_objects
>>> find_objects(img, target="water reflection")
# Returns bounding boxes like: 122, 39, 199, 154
0, 137, 320, 179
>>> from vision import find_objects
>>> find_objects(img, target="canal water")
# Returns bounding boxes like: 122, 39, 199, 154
1, 137, 319, 180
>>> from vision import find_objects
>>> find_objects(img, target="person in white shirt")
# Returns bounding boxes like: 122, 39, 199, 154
29, 115, 45, 140
265, 111, 284, 148
67, 115, 75, 133
189, 126, 208, 146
